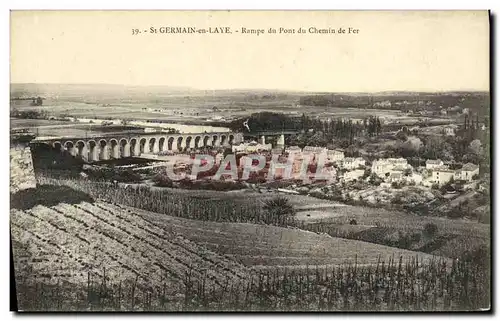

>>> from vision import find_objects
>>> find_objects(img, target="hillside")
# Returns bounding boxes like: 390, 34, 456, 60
11, 199, 447, 287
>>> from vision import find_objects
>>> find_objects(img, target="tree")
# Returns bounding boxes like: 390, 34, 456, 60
469, 139, 482, 155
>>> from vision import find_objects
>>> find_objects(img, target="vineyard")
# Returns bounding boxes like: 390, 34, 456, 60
10, 177, 491, 311
11, 201, 249, 310
122, 202, 445, 268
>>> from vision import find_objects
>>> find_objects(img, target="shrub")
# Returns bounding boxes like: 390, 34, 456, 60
423, 223, 438, 237
349, 219, 357, 225
262, 196, 295, 217
152, 173, 174, 187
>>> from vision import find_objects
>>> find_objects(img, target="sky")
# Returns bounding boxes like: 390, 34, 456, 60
10, 10, 490, 92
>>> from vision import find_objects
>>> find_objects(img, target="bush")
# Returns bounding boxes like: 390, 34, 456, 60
423, 223, 438, 237
263, 196, 295, 217
152, 173, 174, 187
349, 219, 357, 225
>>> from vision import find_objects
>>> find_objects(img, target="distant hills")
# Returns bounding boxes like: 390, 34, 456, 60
11, 83, 489, 97
10, 83, 200, 100
10, 83, 489, 108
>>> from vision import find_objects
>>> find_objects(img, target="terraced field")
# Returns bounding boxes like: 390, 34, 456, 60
11, 200, 447, 284
96, 202, 446, 268
11, 200, 485, 311
11, 201, 248, 295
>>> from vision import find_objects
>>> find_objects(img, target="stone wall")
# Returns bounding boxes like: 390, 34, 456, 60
10, 144, 37, 194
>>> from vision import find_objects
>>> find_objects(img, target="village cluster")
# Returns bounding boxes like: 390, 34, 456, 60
148, 137, 480, 192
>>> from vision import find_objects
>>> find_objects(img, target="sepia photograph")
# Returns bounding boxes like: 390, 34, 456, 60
9, 10, 491, 312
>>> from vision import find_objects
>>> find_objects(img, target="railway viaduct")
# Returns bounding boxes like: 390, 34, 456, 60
31, 131, 244, 163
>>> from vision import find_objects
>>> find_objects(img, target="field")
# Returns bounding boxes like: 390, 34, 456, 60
33, 176, 490, 259
109, 202, 443, 268
11, 197, 489, 311
10, 177, 490, 311
130, 187, 489, 242
11, 83, 447, 128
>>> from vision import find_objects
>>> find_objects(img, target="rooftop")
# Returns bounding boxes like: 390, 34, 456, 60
462, 163, 479, 171
426, 159, 443, 165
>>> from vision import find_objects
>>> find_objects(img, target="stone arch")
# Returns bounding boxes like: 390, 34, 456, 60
149, 137, 158, 153
88, 140, 98, 162
139, 138, 148, 154
119, 138, 130, 158
194, 136, 202, 149
129, 138, 139, 156
76, 140, 87, 161
220, 135, 227, 146
168, 137, 175, 151
110, 139, 119, 159
212, 135, 218, 147
203, 135, 210, 147
177, 137, 183, 151
185, 136, 193, 150
159, 137, 166, 152
229, 134, 235, 145
64, 141, 77, 157
53, 141, 62, 152
99, 139, 109, 160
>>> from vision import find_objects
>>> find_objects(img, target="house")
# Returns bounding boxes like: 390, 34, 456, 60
302, 146, 328, 156
373, 100, 391, 108
271, 148, 283, 155
343, 169, 365, 182
326, 149, 345, 163
431, 167, 455, 186
285, 146, 302, 156
456, 163, 480, 182
426, 159, 444, 170
372, 158, 409, 177
342, 157, 366, 170
388, 172, 403, 183
444, 127, 456, 136
404, 173, 423, 185
232, 141, 272, 153
292, 155, 307, 176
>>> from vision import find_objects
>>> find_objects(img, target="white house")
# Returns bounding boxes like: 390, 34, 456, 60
431, 167, 455, 186
455, 163, 480, 182
343, 169, 365, 182
232, 141, 272, 153
388, 172, 404, 183
372, 158, 409, 177
271, 148, 284, 155
342, 157, 366, 170
326, 149, 345, 163
406, 173, 423, 185
302, 146, 328, 156
426, 159, 444, 170
285, 146, 302, 156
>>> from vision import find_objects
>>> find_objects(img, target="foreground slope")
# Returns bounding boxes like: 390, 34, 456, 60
11, 201, 248, 295
109, 202, 447, 268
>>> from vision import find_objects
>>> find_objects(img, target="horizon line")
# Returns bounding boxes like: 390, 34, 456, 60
10, 82, 490, 94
